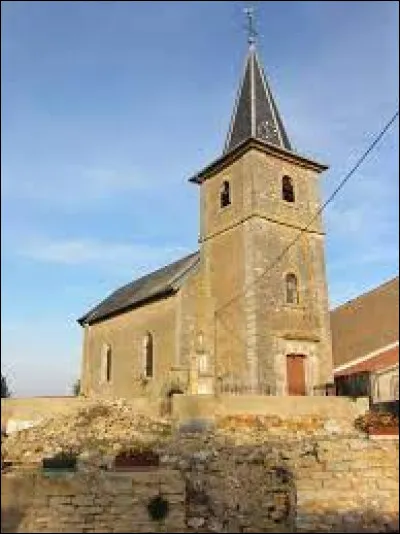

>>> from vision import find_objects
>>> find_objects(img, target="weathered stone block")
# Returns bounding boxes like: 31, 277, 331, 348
376, 478, 400, 490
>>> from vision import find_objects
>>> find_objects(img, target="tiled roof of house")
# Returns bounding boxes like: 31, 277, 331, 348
78, 251, 200, 326
330, 276, 399, 369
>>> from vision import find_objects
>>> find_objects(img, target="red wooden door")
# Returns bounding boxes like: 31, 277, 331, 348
287, 354, 306, 396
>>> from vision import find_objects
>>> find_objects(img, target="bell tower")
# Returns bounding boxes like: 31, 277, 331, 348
189, 9, 333, 395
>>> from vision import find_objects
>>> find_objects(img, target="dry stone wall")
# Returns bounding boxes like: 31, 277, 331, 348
1, 469, 185, 533
2, 434, 398, 533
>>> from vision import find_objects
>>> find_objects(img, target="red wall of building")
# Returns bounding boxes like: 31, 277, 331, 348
335, 345, 399, 377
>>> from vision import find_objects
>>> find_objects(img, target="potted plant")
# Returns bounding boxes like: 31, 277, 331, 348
42, 450, 77, 473
1, 452, 12, 471
355, 411, 399, 436
114, 447, 159, 470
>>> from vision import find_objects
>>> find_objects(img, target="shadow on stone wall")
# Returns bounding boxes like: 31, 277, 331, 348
295, 510, 399, 533
1, 507, 25, 534
184, 463, 296, 532
1, 433, 399, 533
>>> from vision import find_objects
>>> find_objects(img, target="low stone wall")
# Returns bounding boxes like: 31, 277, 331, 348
2, 394, 370, 433
1, 469, 185, 533
291, 437, 399, 532
172, 394, 369, 422
2, 435, 398, 533
1, 397, 161, 434
160, 435, 399, 533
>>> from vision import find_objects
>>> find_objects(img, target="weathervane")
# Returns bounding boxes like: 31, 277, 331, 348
244, 5, 257, 46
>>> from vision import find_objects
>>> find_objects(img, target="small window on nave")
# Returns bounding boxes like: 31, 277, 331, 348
285, 273, 299, 304
220, 180, 231, 208
106, 346, 112, 382
101, 343, 112, 383
143, 332, 154, 378
282, 175, 295, 203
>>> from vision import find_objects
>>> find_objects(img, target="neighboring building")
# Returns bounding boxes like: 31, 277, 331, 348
78, 31, 334, 399
331, 277, 399, 403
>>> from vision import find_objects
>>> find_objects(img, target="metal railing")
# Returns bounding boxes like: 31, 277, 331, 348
313, 383, 337, 396
216, 377, 276, 396
335, 371, 371, 398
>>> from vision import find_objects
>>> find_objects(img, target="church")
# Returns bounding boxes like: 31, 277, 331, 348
78, 23, 333, 400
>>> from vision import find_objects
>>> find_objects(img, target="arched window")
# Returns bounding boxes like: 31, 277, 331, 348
101, 343, 112, 383
220, 180, 231, 208
285, 273, 299, 304
282, 176, 295, 203
143, 332, 154, 378
106, 346, 112, 382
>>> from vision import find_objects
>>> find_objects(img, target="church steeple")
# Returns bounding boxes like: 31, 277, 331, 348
224, 11, 292, 154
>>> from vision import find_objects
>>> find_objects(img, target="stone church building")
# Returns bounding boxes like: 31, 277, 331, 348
78, 38, 333, 399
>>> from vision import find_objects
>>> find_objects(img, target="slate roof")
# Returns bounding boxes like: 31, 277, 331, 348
78, 251, 200, 326
224, 44, 292, 154
330, 276, 399, 369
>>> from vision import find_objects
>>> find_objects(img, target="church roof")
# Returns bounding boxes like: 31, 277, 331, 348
224, 44, 292, 154
189, 42, 328, 185
78, 251, 200, 326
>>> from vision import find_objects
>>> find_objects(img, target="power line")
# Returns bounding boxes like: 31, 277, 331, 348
215, 109, 399, 317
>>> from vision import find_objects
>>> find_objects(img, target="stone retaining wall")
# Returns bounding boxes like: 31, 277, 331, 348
1, 435, 398, 533
172, 394, 369, 421
1, 469, 185, 533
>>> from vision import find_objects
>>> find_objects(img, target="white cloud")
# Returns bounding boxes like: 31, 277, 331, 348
2, 236, 194, 397
1, 165, 153, 210
17, 236, 192, 275
323, 164, 398, 238
328, 245, 399, 274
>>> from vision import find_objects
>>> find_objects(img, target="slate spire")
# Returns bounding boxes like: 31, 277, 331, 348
224, 41, 292, 154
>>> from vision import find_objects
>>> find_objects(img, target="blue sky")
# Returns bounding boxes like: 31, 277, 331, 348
1, 1, 398, 397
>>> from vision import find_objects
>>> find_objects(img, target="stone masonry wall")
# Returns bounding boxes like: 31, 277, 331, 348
1, 397, 164, 436
197, 146, 333, 395
81, 295, 178, 399
1, 469, 185, 533
199, 155, 247, 387
2, 435, 398, 533
248, 148, 333, 392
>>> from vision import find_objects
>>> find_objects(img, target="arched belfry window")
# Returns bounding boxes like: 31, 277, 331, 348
143, 332, 154, 378
101, 343, 112, 383
220, 180, 231, 208
285, 273, 299, 304
282, 176, 295, 203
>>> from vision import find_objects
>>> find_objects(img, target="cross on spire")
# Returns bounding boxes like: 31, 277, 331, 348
244, 5, 257, 46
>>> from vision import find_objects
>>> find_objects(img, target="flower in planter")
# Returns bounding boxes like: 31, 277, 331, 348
114, 447, 159, 468
42, 450, 78, 470
354, 411, 399, 433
